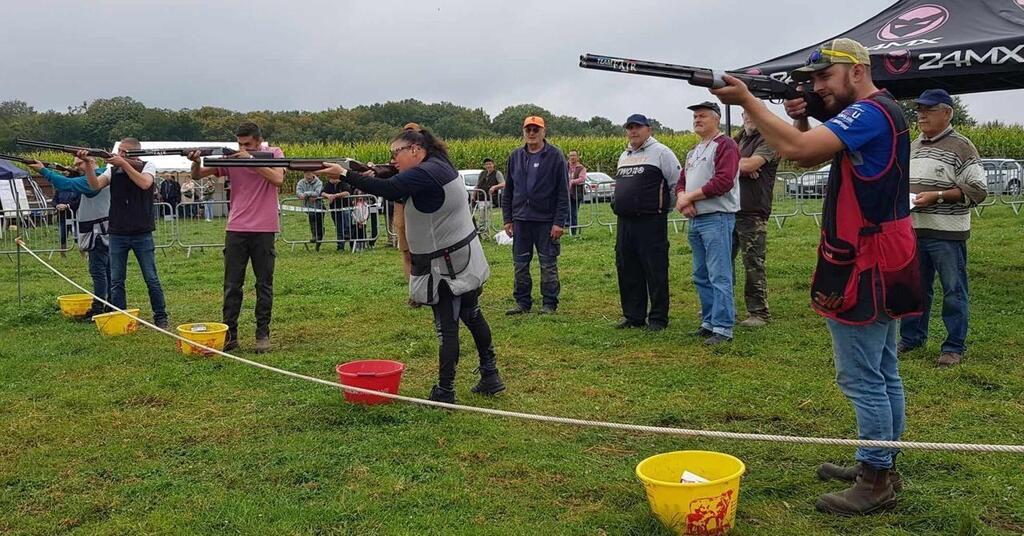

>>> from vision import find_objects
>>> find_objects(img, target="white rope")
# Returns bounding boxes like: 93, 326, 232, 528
16, 238, 1024, 454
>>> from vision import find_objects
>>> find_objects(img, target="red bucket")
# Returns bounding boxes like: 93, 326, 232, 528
336, 360, 405, 405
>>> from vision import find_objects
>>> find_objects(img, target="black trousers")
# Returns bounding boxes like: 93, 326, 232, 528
307, 211, 324, 242
431, 282, 496, 390
223, 231, 276, 339
615, 213, 670, 326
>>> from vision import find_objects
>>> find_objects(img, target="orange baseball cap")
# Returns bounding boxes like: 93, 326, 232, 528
523, 116, 546, 129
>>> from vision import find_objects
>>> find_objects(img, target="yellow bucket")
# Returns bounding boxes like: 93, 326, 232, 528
176, 322, 229, 356
93, 309, 140, 336
57, 294, 94, 318
636, 451, 746, 535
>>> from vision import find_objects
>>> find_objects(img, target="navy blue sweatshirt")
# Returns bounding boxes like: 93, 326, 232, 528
501, 141, 569, 225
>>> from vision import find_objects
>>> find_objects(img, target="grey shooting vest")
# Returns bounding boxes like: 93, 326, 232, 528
76, 187, 112, 251
405, 159, 490, 305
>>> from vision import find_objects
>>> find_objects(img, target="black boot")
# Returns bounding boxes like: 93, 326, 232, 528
816, 463, 897, 516
471, 369, 506, 395
428, 385, 457, 404
817, 462, 903, 491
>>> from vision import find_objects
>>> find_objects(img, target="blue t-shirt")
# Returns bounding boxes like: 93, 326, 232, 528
824, 100, 894, 178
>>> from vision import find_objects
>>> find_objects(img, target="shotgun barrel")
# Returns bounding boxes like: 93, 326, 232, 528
579, 53, 828, 121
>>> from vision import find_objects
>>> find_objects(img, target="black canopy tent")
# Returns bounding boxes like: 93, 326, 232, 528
739, 0, 1024, 100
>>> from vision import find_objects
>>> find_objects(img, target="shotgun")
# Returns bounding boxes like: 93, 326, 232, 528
125, 147, 273, 158
207, 157, 399, 177
579, 53, 829, 122
16, 139, 146, 171
0, 153, 76, 175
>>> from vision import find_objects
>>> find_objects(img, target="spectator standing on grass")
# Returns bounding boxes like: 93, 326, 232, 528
565, 150, 588, 236
611, 114, 681, 332
501, 115, 569, 315
187, 122, 284, 354
158, 173, 182, 216
322, 173, 353, 252
732, 107, 781, 328
474, 158, 504, 233
899, 89, 988, 367
52, 187, 81, 256
675, 101, 740, 345
296, 172, 325, 251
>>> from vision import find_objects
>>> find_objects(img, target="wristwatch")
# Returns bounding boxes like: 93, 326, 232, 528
936, 190, 945, 204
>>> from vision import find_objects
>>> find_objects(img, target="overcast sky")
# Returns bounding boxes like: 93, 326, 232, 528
4, 0, 1022, 131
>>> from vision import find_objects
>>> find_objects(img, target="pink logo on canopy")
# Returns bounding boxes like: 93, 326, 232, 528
884, 50, 913, 75
877, 4, 950, 41
745, 68, 763, 75
1017, 0, 1024, 11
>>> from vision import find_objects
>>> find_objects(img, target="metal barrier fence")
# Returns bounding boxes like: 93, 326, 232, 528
1, 206, 76, 257
998, 160, 1023, 215
152, 202, 176, 250
771, 172, 801, 230
468, 189, 494, 236
795, 168, 827, 226
279, 195, 380, 252
175, 201, 230, 256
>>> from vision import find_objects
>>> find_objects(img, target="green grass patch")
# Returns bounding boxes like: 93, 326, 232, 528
2, 202, 1023, 535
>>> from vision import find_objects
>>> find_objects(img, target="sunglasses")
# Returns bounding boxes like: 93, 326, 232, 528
389, 145, 417, 158
523, 126, 542, 133
805, 47, 861, 66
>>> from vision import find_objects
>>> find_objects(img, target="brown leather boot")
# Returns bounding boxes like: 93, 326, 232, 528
817, 462, 903, 491
816, 463, 897, 516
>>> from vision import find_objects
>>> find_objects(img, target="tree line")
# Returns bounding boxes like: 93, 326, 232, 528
0, 97, 678, 151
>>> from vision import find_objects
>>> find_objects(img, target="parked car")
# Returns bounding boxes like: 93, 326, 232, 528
460, 169, 483, 192
787, 164, 830, 199
583, 172, 615, 203
980, 159, 1022, 196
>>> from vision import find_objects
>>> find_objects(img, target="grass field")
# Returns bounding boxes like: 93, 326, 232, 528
1, 199, 1023, 535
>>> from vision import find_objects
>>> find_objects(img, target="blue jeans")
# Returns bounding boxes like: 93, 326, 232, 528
827, 316, 905, 469
688, 212, 735, 337
108, 233, 168, 323
899, 238, 969, 354
88, 239, 110, 313
203, 201, 214, 220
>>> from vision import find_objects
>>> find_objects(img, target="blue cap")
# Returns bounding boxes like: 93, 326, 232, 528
915, 89, 953, 107
623, 114, 650, 128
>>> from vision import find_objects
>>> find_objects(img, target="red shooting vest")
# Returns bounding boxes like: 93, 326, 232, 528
810, 92, 924, 325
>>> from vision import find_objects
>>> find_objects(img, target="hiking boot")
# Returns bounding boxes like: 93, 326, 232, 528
505, 304, 530, 315
936, 352, 963, 367
643, 322, 667, 332
817, 462, 903, 492
538, 305, 557, 315
155, 318, 170, 330
738, 316, 768, 328
427, 385, 457, 404
471, 370, 506, 395
254, 336, 271, 354
223, 338, 239, 352
704, 334, 733, 345
816, 463, 897, 516
692, 327, 714, 338
615, 319, 644, 329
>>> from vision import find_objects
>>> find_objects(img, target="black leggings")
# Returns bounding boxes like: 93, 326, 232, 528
430, 282, 496, 389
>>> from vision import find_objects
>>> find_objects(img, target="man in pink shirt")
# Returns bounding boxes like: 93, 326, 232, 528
188, 122, 284, 353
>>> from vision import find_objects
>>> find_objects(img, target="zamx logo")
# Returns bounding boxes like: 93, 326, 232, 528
884, 50, 913, 75
877, 4, 950, 41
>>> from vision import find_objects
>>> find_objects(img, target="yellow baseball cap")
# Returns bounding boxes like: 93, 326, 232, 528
792, 38, 871, 82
